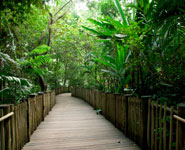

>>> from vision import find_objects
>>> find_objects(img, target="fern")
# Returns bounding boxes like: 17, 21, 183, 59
0, 52, 18, 66
30, 45, 51, 55
0, 75, 31, 87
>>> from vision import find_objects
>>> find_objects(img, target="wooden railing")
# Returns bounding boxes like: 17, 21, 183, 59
0, 112, 14, 122
147, 101, 185, 150
55, 87, 70, 95
71, 87, 185, 150
0, 87, 67, 150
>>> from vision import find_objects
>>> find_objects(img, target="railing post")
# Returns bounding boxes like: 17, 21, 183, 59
101, 92, 106, 116
71, 87, 74, 96
49, 91, 51, 111
95, 90, 99, 110
176, 103, 185, 150
92, 90, 96, 108
10, 105, 15, 150
115, 93, 121, 129
38, 92, 44, 121
89, 89, 92, 106
26, 98, 31, 142
141, 96, 150, 150
147, 99, 151, 149
0, 109, 5, 150
54, 90, 56, 105
105, 93, 116, 124
0, 105, 11, 150
74, 87, 76, 97
98, 91, 102, 110
124, 94, 131, 136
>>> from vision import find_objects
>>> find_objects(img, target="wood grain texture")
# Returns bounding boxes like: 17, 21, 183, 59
22, 93, 140, 150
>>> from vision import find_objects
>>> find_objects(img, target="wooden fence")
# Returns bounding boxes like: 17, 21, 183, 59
71, 87, 185, 150
0, 88, 66, 150
55, 87, 70, 95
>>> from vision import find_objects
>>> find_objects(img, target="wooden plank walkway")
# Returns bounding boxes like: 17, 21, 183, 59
22, 93, 141, 150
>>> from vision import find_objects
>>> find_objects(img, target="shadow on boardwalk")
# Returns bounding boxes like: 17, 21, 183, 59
22, 93, 141, 150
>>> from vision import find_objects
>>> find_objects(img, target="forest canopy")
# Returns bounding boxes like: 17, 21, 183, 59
0, 0, 185, 106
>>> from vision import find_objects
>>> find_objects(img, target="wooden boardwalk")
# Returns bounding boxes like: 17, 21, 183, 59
22, 93, 141, 150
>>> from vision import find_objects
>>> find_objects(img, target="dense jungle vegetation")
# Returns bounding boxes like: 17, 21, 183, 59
0, 0, 185, 106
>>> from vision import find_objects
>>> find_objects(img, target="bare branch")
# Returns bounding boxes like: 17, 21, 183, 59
49, 12, 53, 24
48, 13, 53, 46
38, 30, 47, 45
37, 1, 71, 46
54, 12, 67, 23
54, 0, 72, 17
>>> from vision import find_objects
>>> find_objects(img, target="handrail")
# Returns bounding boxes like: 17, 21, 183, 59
0, 112, 14, 122
173, 115, 185, 124
153, 103, 177, 114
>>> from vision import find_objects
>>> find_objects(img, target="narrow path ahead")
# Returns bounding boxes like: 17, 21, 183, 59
23, 93, 141, 150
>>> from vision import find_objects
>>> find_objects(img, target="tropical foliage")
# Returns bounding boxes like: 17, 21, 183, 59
0, 0, 184, 105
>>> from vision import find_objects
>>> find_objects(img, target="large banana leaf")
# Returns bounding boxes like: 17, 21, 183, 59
83, 16, 128, 41
88, 18, 116, 36
95, 44, 131, 93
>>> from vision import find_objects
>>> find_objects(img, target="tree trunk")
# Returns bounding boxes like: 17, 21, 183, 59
38, 75, 47, 91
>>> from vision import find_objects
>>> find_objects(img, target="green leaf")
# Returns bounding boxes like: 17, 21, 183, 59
95, 58, 116, 69
96, 108, 102, 115
97, 39, 111, 42
87, 18, 116, 36
0, 87, 10, 94
114, 0, 128, 26
0, 52, 18, 65
20, 78, 32, 87
115, 83, 122, 93
0, 75, 31, 87
82, 26, 104, 36
101, 69, 118, 77
124, 75, 131, 85
87, 18, 105, 28
30, 45, 50, 55
106, 16, 123, 29
102, 55, 115, 64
